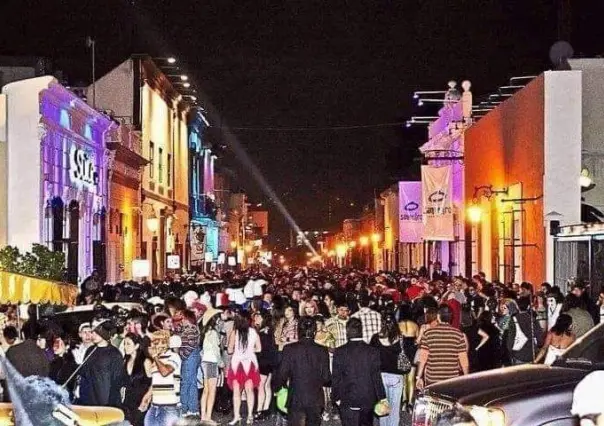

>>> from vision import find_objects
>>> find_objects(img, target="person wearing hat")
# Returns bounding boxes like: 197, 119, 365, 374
572, 371, 604, 425
78, 320, 127, 408
200, 307, 223, 425
71, 322, 93, 365
140, 330, 182, 426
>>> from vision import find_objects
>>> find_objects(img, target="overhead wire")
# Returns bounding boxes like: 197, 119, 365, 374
221, 122, 408, 131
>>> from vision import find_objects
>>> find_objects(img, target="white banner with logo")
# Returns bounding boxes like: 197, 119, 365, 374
399, 181, 423, 243
421, 165, 454, 241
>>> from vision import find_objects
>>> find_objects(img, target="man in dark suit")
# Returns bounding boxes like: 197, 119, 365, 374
332, 317, 386, 426
274, 316, 331, 426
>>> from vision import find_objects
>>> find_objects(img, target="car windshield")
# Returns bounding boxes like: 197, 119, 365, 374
557, 322, 604, 368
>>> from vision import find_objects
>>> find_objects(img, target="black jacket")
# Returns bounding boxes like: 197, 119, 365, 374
505, 311, 544, 363
6, 340, 50, 378
332, 339, 386, 410
274, 339, 331, 410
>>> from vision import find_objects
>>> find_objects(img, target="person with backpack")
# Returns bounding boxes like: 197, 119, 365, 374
505, 296, 544, 365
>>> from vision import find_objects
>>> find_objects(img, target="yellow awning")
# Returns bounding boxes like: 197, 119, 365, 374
0, 271, 77, 306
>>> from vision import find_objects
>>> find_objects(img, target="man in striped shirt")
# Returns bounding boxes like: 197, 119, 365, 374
416, 305, 469, 389
141, 330, 182, 425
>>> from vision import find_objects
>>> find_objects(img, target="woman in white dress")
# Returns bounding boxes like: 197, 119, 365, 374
534, 314, 575, 365
226, 311, 262, 425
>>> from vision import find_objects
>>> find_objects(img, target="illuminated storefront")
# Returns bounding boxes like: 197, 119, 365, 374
1, 76, 114, 283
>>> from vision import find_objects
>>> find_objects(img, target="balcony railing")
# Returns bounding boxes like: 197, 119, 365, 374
190, 194, 218, 221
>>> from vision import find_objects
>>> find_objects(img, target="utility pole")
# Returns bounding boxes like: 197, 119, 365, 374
557, 0, 572, 41
86, 37, 96, 109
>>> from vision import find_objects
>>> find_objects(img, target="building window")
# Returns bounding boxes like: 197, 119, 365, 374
149, 142, 155, 179
158, 147, 164, 184
167, 153, 172, 187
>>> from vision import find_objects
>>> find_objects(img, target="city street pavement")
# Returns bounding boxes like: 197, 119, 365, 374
213, 412, 412, 425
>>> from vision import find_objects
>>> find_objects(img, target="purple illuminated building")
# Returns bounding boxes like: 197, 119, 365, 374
1, 76, 114, 283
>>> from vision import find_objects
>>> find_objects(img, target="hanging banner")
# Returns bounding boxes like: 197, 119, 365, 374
399, 181, 423, 243
421, 165, 454, 241
190, 225, 206, 263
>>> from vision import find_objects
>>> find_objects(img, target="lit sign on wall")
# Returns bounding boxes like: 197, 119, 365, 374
69, 144, 98, 191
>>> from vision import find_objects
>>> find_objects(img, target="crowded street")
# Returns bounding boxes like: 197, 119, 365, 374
2, 1, 604, 425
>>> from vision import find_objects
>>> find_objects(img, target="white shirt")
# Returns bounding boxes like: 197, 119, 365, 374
151, 351, 181, 406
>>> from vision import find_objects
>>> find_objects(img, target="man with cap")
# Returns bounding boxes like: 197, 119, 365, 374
71, 322, 93, 365
78, 320, 127, 408
572, 371, 604, 425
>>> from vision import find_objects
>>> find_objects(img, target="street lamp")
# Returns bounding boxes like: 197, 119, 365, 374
349, 241, 357, 248
580, 168, 593, 188
146, 210, 159, 234
359, 236, 369, 247
371, 233, 381, 243
335, 244, 347, 258
467, 205, 483, 224
230, 241, 237, 250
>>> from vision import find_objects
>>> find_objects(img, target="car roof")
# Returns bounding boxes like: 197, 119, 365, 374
54, 302, 144, 314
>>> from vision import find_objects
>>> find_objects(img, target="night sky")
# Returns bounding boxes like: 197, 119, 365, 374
2, 0, 604, 244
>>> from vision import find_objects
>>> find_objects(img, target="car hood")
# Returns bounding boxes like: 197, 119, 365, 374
425, 365, 590, 406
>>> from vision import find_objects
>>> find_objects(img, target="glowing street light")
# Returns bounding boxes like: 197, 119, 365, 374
580, 168, 593, 188
359, 236, 369, 247
467, 205, 483, 224
336, 244, 347, 258
167, 57, 177, 64
230, 241, 238, 250
146, 210, 159, 234
371, 233, 381, 243
348, 241, 357, 248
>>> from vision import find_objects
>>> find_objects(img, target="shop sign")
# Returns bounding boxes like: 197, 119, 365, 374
167, 255, 181, 269
399, 181, 423, 243
69, 144, 98, 191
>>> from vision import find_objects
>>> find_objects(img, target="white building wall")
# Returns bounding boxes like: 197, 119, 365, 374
569, 59, 604, 213
1, 77, 53, 251
543, 70, 583, 283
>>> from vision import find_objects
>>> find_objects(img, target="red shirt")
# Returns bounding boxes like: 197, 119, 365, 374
384, 288, 402, 304
446, 298, 462, 329
406, 285, 424, 301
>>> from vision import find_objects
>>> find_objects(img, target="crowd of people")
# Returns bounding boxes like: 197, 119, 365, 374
0, 265, 602, 426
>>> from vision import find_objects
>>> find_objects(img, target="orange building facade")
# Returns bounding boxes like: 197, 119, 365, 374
464, 72, 582, 285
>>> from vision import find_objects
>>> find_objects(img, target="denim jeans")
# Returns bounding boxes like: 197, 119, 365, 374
144, 405, 181, 426
181, 348, 201, 414
380, 372, 404, 426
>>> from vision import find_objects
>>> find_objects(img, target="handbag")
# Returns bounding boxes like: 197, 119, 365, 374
512, 317, 529, 351
397, 340, 412, 374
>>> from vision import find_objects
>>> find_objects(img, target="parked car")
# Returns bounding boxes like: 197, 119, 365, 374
412, 321, 604, 426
